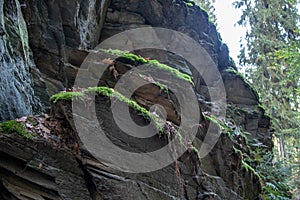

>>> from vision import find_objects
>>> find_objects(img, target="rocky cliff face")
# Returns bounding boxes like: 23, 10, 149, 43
21, 0, 110, 103
21, 0, 234, 103
0, 0, 272, 199
0, 0, 42, 121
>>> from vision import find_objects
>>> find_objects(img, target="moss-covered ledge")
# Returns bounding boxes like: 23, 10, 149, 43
50, 86, 163, 132
51, 87, 149, 117
0, 120, 33, 139
101, 49, 194, 85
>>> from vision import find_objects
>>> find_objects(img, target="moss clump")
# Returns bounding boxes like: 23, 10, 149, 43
203, 114, 224, 130
146, 60, 193, 84
114, 92, 150, 119
86, 86, 114, 97
51, 86, 164, 132
137, 74, 169, 93
50, 92, 85, 103
0, 121, 32, 139
155, 82, 168, 93
186, 2, 193, 7
51, 87, 150, 118
102, 49, 193, 84
191, 145, 201, 161
119, 52, 148, 64
183, 0, 195, 7
87, 87, 150, 119
104, 49, 147, 64
203, 113, 237, 138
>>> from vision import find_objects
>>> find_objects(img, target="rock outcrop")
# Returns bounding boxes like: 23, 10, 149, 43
0, 0, 42, 121
21, 0, 235, 106
21, 0, 110, 102
0, 0, 273, 199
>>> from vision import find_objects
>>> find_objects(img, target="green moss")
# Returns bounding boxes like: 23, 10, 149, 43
155, 82, 168, 93
103, 49, 147, 64
225, 68, 244, 78
0, 121, 32, 139
203, 114, 224, 130
113, 92, 150, 119
146, 60, 193, 84
191, 145, 201, 161
50, 92, 85, 103
176, 132, 183, 144
51, 86, 164, 132
204, 113, 236, 138
241, 160, 261, 178
120, 53, 148, 64
86, 86, 114, 97
150, 115, 164, 133
86, 87, 150, 119
184, 0, 195, 7
50, 87, 149, 118
88, 86, 164, 132
257, 103, 271, 119
136, 74, 169, 93
102, 49, 193, 84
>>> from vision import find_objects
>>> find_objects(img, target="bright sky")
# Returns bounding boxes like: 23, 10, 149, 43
213, 0, 247, 68
214, 1, 300, 68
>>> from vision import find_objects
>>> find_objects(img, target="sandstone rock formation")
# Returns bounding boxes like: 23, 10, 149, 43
21, 0, 110, 101
0, 0, 272, 199
0, 0, 42, 121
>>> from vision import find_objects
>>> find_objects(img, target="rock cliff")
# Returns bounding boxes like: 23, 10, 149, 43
0, 0, 272, 199
0, 0, 42, 121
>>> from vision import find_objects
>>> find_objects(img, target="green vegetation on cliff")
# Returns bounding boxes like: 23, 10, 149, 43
0, 120, 32, 139
50, 92, 85, 103
86, 87, 150, 120
235, 0, 300, 198
103, 49, 193, 84
50, 87, 163, 132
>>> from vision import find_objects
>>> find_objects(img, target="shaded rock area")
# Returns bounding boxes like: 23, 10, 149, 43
0, 0, 273, 199
0, 0, 42, 121
19, 0, 236, 107
0, 134, 91, 200
101, 0, 234, 70
0, 48, 271, 199
20, 0, 111, 102
0, 94, 260, 199
55, 96, 261, 200
221, 71, 272, 148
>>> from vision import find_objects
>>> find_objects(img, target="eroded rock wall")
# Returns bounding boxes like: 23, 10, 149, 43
0, 0, 273, 199
0, 0, 42, 121
21, 0, 111, 102
102, 0, 233, 69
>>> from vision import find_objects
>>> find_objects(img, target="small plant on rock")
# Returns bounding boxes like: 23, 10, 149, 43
0, 120, 32, 139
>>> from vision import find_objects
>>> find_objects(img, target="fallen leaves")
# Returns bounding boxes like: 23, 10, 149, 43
102, 58, 119, 79
14, 115, 67, 146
